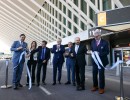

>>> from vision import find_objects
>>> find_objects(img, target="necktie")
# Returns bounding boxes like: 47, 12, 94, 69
20, 41, 23, 46
75, 45, 79, 54
41, 48, 45, 60
69, 48, 71, 52
96, 40, 99, 46
57, 45, 60, 50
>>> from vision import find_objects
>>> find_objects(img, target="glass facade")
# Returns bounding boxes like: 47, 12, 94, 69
31, 0, 130, 42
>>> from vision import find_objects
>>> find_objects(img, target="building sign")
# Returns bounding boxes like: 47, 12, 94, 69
88, 27, 111, 37
96, 6, 130, 27
97, 12, 106, 26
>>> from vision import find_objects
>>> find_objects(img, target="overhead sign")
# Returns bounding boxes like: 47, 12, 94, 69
97, 12, 106, 26
96, 6, 130, 27
88, 27, 111, 37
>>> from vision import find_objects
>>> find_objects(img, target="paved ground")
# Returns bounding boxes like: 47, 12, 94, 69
0, 60, 130, 100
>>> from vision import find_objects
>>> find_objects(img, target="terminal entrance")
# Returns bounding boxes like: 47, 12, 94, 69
113, 47, 130, 67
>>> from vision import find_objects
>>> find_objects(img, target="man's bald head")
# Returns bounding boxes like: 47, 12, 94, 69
75, 37, 80, 45
57, 38, 62, 45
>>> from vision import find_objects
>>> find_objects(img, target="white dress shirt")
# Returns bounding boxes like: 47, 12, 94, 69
75, 45, 79, 54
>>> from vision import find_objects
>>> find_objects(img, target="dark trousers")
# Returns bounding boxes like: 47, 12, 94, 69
53, 62, 63, 83
92, 63, 105, 89
75, 60, 85, 87
27, 60, 37, 83
37, 61, 47, 84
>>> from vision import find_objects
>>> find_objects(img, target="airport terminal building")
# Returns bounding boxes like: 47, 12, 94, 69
1, 0, 130, 66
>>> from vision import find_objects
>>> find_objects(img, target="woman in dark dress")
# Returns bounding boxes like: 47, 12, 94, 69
26, 41, 37, 85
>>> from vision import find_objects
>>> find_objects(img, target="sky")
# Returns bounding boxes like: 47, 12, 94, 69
0, 40, 11, 54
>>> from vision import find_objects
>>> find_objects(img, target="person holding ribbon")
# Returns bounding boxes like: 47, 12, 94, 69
91, 29, 109, 94
31, 41, 50, 86
26, 41, 37, 86
11, 34, 28, 90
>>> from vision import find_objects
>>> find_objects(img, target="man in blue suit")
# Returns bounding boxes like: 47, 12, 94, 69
91, 29, 109, 94
51, 38, 65, 85
31, 41, 50, 86
11, 34, 28, 89
64, 42, 75, 86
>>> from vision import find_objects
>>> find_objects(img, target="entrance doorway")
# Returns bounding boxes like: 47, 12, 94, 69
113, 47, 130, 67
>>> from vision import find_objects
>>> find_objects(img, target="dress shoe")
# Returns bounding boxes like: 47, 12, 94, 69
52, 82, 56, 85
58, 81, 61, 84
43, 82, 46, 85
65, 81, 71, 85
91, 87, 98, 92
77, 86, 85, 91
73, 83, 76, 86
76, 85, 81, 91
13, 85, 18, 90
81, 86, 85, 90
32, 83, 35, 86
37, 83, 40, 87
99, 89, 105, 94
26, 83, 29, 86
18, 83, 23, 87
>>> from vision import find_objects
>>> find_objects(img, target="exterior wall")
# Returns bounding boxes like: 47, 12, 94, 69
31, 0, 130, 44
33, 0, 130, 67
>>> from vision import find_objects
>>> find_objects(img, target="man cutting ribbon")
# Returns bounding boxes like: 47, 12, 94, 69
11, 34, 29, 90
91, 29, 109, 94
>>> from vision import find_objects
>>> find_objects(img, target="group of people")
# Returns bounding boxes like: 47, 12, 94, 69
10, 29, 109, 94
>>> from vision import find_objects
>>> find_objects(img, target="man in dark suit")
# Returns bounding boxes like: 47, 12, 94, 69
31, 41, 50, 86
91, 29, 109, 94
71, 37, 87, 90
51, 38, 65, 85
10, 34, 28, 89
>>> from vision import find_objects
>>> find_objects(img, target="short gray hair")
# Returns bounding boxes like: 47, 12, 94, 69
68, 42, 73, 45
94, 29, 101, 36
57, 38, 62, 41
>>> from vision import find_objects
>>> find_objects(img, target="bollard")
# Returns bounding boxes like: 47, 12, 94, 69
115, 63, 130, 100
116, 57, 120, 76
1, 58, 12, 89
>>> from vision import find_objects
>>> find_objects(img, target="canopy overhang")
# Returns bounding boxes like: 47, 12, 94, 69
96, 6, 130, 32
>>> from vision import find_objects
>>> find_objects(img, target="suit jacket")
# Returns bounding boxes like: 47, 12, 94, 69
51, 45, 65, 64
91, 39, 109, 66
65, 48, 75, 64
71, 44, 87, 67
28, 49, 38, 61
32, 46, 50, 63
10, 41, 28, 66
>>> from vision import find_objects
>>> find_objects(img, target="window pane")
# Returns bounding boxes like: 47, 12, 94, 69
103, 0, 111, 10
59, 24, 61, 30
74, 26, 78, 33
59, 1, 62, 10
68, 10, 72, 19
120, 0, 130, 6
89, 8, 96, 22
63, 6, 66, 14
63, 17, 66, 25
59, 14, 62, 21
63, 27, 66, 33
68, 21, 71, 29
74, 0, 78, 6
68, 31, 71, 36
74, 15, 79, 24
81, 0, 87, 14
